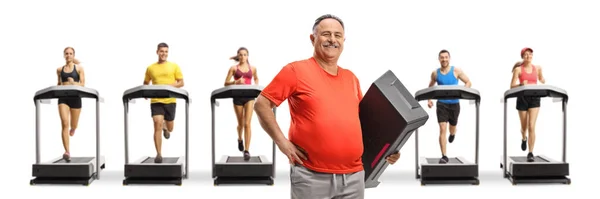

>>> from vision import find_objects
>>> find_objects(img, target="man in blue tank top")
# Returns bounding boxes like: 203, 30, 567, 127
427, 49, 472, 163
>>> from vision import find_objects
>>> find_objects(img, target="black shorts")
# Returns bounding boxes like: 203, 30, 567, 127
233, 98, 255, 106
150, 103, 176, 121
58, 97, 82, 109
436, 101, 460, 126
516, 96, 541, 111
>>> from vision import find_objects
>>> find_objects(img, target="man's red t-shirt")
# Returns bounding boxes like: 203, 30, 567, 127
260, 57, 364, 174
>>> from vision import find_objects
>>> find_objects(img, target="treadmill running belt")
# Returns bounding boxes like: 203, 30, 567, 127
425, 158, 463, 164
511, 156, 548, 163
227, 156, 261, 163
143, 157, 179, 163
54, 157, 94, 163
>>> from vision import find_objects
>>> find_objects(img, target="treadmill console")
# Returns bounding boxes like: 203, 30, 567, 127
503, 85, 568, 101
34, 85, 99, 102
414, 86, 480, 102
360, 70, 429, 188
122, 85, 189, 103
211, 85, 265, 100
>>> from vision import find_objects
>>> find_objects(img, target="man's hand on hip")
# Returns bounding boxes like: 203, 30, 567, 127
277, 139, 308, 165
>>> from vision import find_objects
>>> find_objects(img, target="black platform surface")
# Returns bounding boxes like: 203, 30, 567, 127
426, 158, 463, 164
54, 157, 94, 163
511, 156, 547, 163
142, 157, 180, 164
227, 156, 261, 163
360, 70, 429, 188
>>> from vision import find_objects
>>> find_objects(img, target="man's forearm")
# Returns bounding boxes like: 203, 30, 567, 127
255, 100, 287, 145
172, 80, 184, 88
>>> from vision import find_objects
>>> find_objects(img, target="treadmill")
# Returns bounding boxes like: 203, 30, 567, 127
414, 85, 481, 185
211, 85, 276, 185
361, 70, 429, 188
30, 85, 106, 186
122, 85, 190, 185
500, 85, 570, 185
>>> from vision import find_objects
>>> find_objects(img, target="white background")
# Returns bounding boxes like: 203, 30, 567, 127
0, 0, 596, 198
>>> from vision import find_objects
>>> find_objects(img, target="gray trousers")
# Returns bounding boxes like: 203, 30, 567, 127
290, 164, 365, 199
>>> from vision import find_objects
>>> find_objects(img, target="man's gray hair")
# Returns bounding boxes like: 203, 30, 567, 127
312, 14, 345, 35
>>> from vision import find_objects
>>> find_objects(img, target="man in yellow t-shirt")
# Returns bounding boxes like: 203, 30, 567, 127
143, 42, 184, 163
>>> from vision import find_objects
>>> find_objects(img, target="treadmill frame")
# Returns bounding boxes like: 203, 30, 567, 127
30, 85, 105, 186
31, 156, 106, 185
122, 85, 190, 186
414, 85, 481, 185
211, 85, 276, 186
501, 85, 571, 185
503, 155, 570, 184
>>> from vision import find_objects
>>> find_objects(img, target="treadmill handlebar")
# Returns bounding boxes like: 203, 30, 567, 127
38, 97, 105, 104
503, 85, 568, 102
210, 85, 265, 101
414, 85, 481, 102
34, 85, 100, 103
122, 85, 190, 103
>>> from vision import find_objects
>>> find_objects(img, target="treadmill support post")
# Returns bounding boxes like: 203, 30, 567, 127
96, 98, 101, 179
35, 100, 41, 164
414, 128, 419, 179
503, 99, 508, 176
475, 101, 480, 164
211, 100, 216, 178
185, 101, 189, 179
124, 102, 129, 164
562, 100, 567, 163
272, 108, 277, 178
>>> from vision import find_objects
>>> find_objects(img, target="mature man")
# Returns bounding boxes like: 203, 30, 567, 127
254, 14, 401, 199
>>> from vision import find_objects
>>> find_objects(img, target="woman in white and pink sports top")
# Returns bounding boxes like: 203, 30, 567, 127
510, 47, 546, 162
223, 47, 260, 161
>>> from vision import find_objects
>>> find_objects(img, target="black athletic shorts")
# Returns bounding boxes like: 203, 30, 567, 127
151, 103, 176, 121
436, 101, 460, 126
58, 97, 82, 109
233, 98, 255, 106
516, 96, 541, 111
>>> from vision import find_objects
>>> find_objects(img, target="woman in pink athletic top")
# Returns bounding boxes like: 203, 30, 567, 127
510, 47, 546, 162
223, 47, 260, 160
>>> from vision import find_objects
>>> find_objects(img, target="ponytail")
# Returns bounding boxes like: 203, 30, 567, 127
512, 61, 522, 72
229, 55, 240, 62
73, 58, 81, 65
